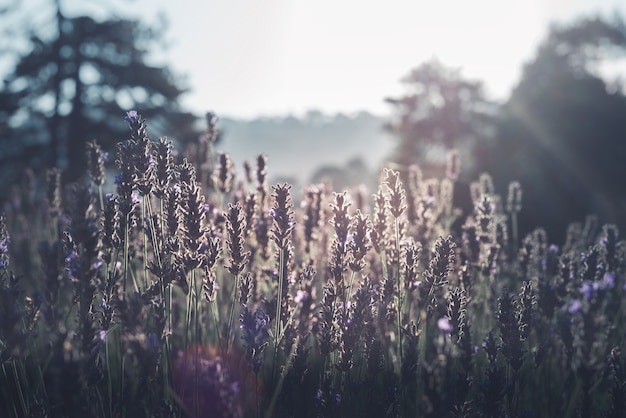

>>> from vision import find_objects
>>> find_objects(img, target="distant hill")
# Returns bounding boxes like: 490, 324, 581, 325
215, 110, 395, 187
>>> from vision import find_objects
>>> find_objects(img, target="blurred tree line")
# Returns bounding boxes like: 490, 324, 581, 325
387, 14, 626, 243
1, 2, 625, 244
0, 0, 199, 196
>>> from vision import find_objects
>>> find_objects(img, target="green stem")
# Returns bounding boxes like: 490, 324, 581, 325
142, 197, 149, 290
122, 213, 139, 296
121, 353, 126, 418
394, 217, 403, 366
185, 270, 193, 350
255, 373, 260, 418
272, 247, 286, 383
123, 214, 129, 298
2, 361, 25, 418
193, 270, 200, 418
267, 334, 299, 418
225, 274, 239, 358
210, 296, 222, 348
105, 330, 113, 418
512, 212, 519, 256
98, 185, 104, 213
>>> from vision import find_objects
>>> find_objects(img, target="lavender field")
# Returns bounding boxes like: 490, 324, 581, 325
0, 111, 624, 417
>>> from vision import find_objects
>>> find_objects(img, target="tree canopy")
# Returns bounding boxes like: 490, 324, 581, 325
384, 15, 626, 242
0, 2, 199, 194
489, 15, 626, 241
385, 59, 495, 179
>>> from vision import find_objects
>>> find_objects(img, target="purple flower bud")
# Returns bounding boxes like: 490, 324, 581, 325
438, 317, 453, 333
294, 289, 306, 304
567, 299, 582, 314
124, 110, 139, 123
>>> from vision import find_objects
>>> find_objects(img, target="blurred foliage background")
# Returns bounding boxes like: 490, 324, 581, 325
1, 0, 626, 243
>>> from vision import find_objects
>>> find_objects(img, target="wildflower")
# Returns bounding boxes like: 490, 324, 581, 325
370, 187, 389, 254
46, 168, 62, 216
256, 154, 269, 206
224, 202, 249, 276
0, 231, 9, 255
180, 181, 206, 256
86, 140, 106, 187
329, 192, 351, 285
178, 158, 197, 187
348, 210, 370, 272
496, 290, 525, 371
164, 186, 181, 242
153, 137, 174, 198
270, 184, 295, 250
205, 111, 219, 144
446, 287, 467, 339
302, 185, 323, 253
238, 272, 253, 306
402, 238, 421, 290
239, 306, 270, 373
482, 331, 499, 364
506, 181, 523, 214
383, 168, 406, 218
423, 235, 456, 291
0, 217, 10, 272
214, 152, 234, 194
445, 148, 460, 181
243, 193, 257, 237
124, 110, 138, 123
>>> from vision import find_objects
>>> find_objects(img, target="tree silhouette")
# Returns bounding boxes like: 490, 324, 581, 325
490, 15, 626, 241
0, 1, 199, 193
385, 59, 495, 179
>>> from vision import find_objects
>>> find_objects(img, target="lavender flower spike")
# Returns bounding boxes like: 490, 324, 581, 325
125, 110, 139, 124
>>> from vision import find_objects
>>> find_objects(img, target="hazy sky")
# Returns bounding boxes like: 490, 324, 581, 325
8, 0, 626, 119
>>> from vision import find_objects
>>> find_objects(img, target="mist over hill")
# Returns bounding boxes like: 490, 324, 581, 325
215, 110, 395, 188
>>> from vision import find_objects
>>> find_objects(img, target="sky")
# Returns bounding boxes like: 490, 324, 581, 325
5, 0, 626, 119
